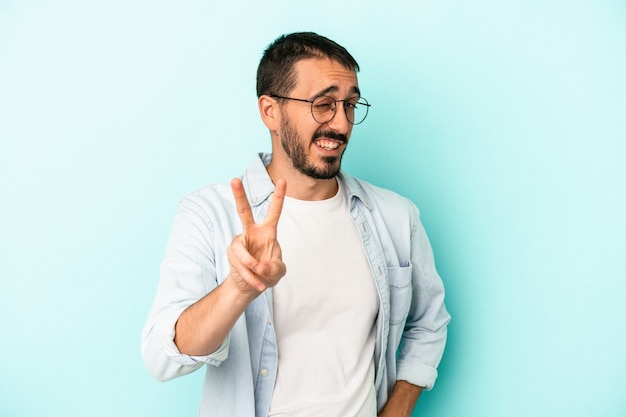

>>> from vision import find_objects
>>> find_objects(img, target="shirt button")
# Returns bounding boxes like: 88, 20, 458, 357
260, 369, 268, 377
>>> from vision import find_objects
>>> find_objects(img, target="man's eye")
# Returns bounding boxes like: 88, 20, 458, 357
314, 103, 333, 111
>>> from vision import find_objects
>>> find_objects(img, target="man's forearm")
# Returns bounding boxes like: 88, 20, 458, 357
174, 276, 256, 356
378, 380, 423, 417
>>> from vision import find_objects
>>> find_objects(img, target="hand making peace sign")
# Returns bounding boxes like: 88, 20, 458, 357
227, 177, 287, 297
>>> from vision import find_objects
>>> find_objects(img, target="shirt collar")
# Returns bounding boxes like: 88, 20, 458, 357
242, 153, 276, 208
338, 170, 372, 211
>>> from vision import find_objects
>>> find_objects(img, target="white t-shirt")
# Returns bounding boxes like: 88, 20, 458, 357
269, 179, 380, 417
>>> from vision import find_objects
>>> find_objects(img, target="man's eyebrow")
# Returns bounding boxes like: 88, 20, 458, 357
312, 85, 361, 99
312, 85, 338, 98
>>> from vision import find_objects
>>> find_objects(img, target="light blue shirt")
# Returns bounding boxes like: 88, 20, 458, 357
142, 153, 450, 417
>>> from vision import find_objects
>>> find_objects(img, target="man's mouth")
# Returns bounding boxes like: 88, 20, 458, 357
312, 131, 347, 151
315, 139, 341, 150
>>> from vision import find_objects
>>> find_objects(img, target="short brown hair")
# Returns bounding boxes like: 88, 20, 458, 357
256, 32, 360, 98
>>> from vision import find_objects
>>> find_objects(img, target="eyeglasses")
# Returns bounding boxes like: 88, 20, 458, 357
270, 94, 371, 125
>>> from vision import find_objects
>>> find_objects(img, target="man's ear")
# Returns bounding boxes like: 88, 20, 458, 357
258, 95, 280, 131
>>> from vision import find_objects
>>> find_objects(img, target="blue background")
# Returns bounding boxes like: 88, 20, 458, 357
1, 1, 625, 416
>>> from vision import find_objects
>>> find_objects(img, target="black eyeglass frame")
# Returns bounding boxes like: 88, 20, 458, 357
269, 94, 371, 125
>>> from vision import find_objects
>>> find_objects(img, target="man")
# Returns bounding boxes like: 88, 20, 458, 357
142, 32, 450, 417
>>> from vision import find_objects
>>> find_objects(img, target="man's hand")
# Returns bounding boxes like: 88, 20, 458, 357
227, 177, 287, 296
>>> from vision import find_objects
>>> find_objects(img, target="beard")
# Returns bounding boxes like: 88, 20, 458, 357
279, 114, 347, 180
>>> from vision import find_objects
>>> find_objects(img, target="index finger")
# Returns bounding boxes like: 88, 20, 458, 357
231, 178, 255, 229
264, 179, 286, 227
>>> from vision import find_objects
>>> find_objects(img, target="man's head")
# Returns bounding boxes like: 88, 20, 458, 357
257, 33, 365, 183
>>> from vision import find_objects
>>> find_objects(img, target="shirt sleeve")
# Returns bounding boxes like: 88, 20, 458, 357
141, 197, 230, 382
396, 204, 451, 390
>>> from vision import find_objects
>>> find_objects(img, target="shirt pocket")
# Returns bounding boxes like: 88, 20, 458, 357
388, 265, 413, 325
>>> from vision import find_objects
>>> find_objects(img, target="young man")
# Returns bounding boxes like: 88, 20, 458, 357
142, 32, 450, 417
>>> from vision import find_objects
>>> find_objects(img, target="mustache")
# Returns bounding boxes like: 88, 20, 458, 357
313, 130, 347, 144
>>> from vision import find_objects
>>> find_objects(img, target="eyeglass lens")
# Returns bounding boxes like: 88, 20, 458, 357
311, 96, 369, 125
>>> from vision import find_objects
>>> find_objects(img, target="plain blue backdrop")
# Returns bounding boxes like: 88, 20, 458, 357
1, 1, 625, 416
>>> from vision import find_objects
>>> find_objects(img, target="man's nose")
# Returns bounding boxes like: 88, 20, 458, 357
326, 102, 351, 134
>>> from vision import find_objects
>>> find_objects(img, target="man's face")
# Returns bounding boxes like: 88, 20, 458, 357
277, 58, 359, 180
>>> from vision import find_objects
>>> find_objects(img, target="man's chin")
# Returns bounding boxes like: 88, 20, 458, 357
298, 161, 341, 180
